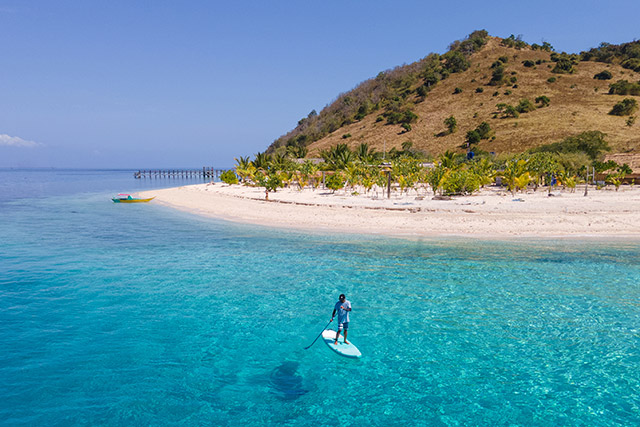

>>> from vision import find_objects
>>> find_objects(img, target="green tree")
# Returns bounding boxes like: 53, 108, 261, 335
255, 171, 283, 200
489, 63, 505, 86
442, 50, 471, 73
444, 116, 457, 134
466, 130, 481, 146
476, 122, 491, 139
530, 131, 610, 160
325, 172, 345, 193
526, 152, 561, 190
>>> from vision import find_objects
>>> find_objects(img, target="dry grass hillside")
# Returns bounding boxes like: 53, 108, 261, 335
303, 38, 640, 163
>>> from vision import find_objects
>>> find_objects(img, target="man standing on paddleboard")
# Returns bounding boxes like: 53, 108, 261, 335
330, 294, 352, 345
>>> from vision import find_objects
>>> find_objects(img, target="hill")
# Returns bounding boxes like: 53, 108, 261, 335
266, 32, 640, 163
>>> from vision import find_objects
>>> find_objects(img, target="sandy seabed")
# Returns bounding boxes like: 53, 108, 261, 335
140, 183, 640, 240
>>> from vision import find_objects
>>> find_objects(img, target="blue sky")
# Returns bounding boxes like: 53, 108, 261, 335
1, 0, 638, 169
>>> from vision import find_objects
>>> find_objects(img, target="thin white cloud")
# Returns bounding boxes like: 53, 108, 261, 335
0, 134, 43, 148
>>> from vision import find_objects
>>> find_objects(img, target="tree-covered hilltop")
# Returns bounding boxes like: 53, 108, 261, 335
580, 40, 640, 71
264, 32, 640, 161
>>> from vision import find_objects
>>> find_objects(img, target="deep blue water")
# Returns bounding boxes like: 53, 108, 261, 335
1, 169, 639, 426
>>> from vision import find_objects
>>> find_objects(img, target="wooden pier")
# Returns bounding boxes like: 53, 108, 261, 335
134, 167, 226, 179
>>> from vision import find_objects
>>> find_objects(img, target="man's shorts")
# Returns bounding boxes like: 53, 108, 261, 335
338, 322, 349, 331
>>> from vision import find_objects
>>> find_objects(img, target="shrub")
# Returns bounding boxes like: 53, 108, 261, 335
593, 70, 613, 80
547, 77, 557, 83
441, 168, 482, 195
498, 56, 509, 63
552, 58, 575, 74
220, 170, 239, 185
608, 80, 640, 96
385, 109, 418, 125
627, 116, 636, 127
401, 123, 412, 132
516, 98, 536, 113
475, 87, 484, 93
454, 87, 463, 94
535, 95, 550, 107
342, 133, 351, 139
503, 105, 520, 118
522, 60, 535, 67
550, 52, 579, 74
609, 98, 639, 116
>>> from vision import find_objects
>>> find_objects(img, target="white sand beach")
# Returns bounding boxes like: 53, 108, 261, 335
140, 183, 640, 239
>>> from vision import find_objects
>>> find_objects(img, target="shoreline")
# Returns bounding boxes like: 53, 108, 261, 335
140, 183, 640, 240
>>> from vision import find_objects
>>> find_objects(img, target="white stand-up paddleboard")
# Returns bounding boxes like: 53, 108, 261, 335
322, 330, 362, 358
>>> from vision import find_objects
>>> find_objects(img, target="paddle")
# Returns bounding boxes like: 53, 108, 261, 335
304, 318, 333, 350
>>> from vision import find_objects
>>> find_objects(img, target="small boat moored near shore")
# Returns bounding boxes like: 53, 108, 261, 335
112, 194, 155, 203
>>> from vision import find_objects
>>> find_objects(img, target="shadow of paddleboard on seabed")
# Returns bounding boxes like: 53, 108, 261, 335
268, 361, 308, 401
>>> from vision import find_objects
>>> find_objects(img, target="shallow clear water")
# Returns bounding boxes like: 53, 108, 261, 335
1, 170, 639, 426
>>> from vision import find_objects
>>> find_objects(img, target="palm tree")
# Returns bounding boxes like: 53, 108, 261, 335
319, 144, 354, 170
234, 156, 255, 184
439, 150, 461, 169
252, 152, 272, 171
356, 143, 380, 164
470, 157, 496, 188
286, 145, 308, 159
426, 163, 447, 195
501, 158, 529, 195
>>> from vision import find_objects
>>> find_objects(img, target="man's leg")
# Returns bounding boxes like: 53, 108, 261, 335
343, 328, 350, 345
334, 326, 341, 345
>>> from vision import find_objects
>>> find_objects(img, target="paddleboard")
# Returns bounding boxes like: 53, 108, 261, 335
322, 330, 362, 359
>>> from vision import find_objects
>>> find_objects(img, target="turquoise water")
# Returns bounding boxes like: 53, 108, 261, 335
1, 170, 639, 426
